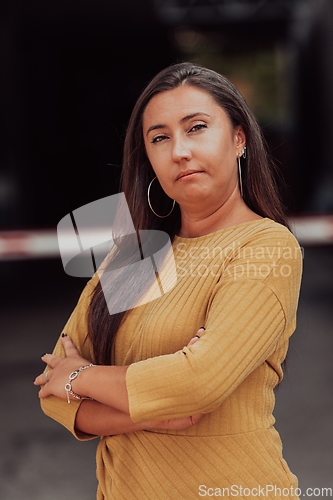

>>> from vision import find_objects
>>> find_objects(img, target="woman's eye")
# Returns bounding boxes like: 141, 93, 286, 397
189, 123, 207, 133
152, 135, 167, 144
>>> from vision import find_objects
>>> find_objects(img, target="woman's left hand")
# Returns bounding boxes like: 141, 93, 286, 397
34, 335, 92, 401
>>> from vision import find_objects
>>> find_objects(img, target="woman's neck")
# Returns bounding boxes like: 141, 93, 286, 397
178, 191, 261, 238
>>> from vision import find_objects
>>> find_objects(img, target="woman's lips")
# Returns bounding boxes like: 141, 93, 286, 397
176, 170, 204, 181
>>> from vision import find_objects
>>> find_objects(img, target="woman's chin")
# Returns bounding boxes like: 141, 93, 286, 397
177, 189, 212, 208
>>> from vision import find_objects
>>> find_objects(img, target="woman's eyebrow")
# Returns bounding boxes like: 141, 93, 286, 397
146, 123, 165, 137
181, 112, 210, 123
146, 112, 210, 137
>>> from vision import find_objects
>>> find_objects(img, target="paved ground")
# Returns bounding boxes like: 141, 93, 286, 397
0, 246, 332, 499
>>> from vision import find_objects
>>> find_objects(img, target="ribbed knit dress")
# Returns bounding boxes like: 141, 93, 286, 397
41, 218, 303, 499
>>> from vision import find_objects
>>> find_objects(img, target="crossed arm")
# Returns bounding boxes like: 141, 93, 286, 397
34, 330, 204, 436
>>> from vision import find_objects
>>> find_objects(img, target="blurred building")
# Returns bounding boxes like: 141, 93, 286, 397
0, 0, 332, 231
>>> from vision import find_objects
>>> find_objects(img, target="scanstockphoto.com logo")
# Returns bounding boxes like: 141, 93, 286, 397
198, 484, 333, 497
57, 193, 177, 315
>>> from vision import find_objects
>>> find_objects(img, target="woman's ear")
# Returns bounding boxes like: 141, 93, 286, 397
234, 125, 246, 155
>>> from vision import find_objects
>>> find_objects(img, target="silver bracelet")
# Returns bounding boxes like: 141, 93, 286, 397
65, 363, 95, 404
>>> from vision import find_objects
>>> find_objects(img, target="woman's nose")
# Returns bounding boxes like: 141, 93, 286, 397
171, 136, 192, 162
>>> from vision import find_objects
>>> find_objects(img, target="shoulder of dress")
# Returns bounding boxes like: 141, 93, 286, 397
244, 219, 301, 246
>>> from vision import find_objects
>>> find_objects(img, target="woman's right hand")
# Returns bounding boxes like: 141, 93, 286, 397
176, 326, 205, 353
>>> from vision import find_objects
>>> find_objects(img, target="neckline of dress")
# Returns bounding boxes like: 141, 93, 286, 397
174, 217, 272, 243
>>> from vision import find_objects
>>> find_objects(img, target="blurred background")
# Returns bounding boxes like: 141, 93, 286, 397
0, 0, 332, 498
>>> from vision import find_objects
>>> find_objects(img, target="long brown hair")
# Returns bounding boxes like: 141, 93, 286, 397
88, 62, 289, 365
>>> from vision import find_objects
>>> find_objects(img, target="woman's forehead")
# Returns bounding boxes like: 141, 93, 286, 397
142, 85, 229, 129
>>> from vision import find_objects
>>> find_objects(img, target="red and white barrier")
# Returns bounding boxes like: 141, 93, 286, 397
0, 230, 59, 260
290, 215, 333, 246
0, 215, 332, 260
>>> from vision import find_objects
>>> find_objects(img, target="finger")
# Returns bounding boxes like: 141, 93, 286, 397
190, 413, 204, 425
187, 327, 205, 346
160, 414, 203, 431
146, 417, 189, 431
196, 326, 205, 337
176, 327, 206, 353
40, 353, 62, 368
61, 334, 80, 356
34, 372, 50, 386
38, 384, 51, 399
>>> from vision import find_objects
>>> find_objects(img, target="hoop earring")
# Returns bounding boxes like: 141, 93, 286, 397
238, 157, 243, 198
242, 146, 247, 159
147, 177, 175, 218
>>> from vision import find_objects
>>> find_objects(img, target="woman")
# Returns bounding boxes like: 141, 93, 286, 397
34, 63, 302, 499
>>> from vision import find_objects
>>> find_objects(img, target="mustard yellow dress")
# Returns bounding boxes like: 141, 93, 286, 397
41, 218, 303, 499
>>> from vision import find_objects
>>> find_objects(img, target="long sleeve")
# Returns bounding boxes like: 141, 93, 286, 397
40, 276, 98, 440
126, 229, 302, 423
